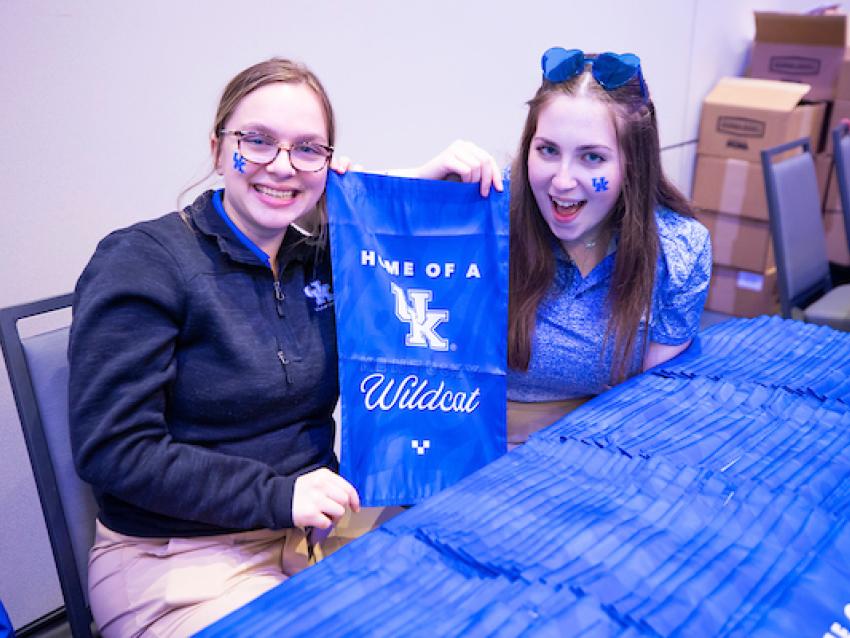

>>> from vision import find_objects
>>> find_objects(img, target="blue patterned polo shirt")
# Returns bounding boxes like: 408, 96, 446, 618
507, 207, 712, 401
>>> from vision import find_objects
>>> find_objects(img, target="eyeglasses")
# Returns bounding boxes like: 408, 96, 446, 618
541, 48, 648, 100
219, 129, 334, 172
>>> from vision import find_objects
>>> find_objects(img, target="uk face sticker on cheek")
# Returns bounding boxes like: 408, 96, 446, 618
232, 152, 247, 174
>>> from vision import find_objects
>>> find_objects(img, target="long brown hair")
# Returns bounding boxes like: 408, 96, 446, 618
183, 58, 336, 245
508, 62, 692, 383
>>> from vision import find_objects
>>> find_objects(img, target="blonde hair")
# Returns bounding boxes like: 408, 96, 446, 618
183, 58, 336, 245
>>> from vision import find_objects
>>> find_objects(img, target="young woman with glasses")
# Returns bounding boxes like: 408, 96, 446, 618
426, 48, 711, 448
68, 57, 494, 636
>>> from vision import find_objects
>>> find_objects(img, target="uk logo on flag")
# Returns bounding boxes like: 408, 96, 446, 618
390, 283, 449, 351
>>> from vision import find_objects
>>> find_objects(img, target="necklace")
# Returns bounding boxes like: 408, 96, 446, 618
565, 230, 606, 273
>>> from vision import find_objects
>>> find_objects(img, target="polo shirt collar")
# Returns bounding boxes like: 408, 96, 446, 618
190, 189, 315, 270
555, 235, 618, 293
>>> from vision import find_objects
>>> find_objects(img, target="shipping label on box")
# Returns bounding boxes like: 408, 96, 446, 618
695, 209, 774, 272
697, 77, 825, 162
735, 270, 767, 292
692, 155, 768, 220
748, 11, 847, 101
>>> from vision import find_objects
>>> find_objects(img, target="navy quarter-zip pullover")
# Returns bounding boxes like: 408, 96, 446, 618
69, 190, 338, 537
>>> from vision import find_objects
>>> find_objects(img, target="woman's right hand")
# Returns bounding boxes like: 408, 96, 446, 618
329, 154, 365, 174
292, 468, 361, 529
412, 140, 504, 197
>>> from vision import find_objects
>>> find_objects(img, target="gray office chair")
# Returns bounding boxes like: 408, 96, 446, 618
0, 294, 97, 638
832, 121, 850, 256
761, 137, 850, 329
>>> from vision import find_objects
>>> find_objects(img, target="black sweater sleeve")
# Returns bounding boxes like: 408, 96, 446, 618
69, 228, 298, 531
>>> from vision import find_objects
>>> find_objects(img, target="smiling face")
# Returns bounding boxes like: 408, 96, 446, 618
211, 81, 329, 256
527, 93, 623, 255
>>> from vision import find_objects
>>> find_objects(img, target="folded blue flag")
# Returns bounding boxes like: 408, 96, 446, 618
0, 599, 14, 638
327, 172, 509, 506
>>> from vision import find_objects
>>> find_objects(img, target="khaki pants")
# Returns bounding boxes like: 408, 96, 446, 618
89, 506, 404, 638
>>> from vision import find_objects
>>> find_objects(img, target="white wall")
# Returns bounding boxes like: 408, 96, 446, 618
0, 0, 834, 627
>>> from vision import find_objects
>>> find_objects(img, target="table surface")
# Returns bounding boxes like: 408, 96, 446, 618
196, 316, 850, 637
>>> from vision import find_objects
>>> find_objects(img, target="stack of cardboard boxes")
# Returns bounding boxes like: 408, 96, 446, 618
820, 54, 850, 267
693, 78, 825, 316
693, 11, 846, 317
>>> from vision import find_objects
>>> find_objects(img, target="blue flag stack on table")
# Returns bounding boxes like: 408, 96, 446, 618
196, 316, 850, 637
326, 172, 510, 506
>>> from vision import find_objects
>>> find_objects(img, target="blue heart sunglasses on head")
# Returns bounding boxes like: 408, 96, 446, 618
541, 47, 648, 100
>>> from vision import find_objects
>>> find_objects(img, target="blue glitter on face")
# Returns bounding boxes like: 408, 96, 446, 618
233, 152, 247, 174
592, 177, 609, 192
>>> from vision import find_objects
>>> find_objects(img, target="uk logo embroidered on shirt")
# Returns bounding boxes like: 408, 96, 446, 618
304, 280, 334, 311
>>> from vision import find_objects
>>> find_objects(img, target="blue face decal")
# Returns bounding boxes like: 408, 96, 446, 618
592, 177, 609, 192
232, 152, 247, 174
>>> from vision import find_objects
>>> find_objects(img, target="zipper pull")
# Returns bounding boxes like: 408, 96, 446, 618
277, 350, 292, 384
273, 281, 285, 317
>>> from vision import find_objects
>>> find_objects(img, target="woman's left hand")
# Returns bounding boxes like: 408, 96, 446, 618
412, 140, 504, 197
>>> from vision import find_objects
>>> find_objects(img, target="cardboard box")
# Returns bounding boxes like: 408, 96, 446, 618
697, 77, 826, 162
692, 155, 768, 221
748, 11, 847, 101
816, 153, 840, 210
824, 208, 850, 265
695, 209, 774, 272
826, 99, 850, 153
837, 52, 850, 100
706, 265, 778, 317
692, 153, 836, 222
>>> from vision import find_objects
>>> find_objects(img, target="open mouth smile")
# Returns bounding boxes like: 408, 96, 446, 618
551, 196, 586, 222
254, 184, 300, 201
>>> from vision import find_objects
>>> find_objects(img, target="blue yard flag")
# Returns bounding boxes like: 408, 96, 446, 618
327, 172, 509, 506
0, 599, 14, 638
